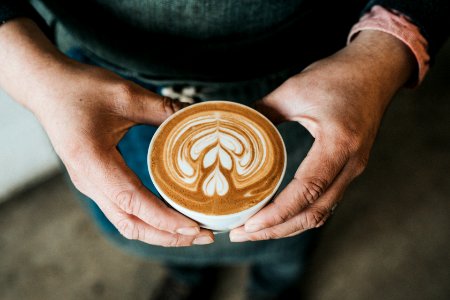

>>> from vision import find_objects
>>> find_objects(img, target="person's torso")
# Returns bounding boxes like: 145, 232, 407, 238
38, 0, 365, 81
94, 0, 305, 40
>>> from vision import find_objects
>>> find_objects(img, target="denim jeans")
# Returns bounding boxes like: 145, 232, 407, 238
66, 47, 317, 295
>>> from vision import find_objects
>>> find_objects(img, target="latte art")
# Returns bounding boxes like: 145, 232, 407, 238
169, 114, 267, 197
150, 101, 285, 215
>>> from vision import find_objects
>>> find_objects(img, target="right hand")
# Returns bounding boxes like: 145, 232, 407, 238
0, 19, 214, 247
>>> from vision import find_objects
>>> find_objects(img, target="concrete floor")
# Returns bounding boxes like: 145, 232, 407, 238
1, 41, 449, 300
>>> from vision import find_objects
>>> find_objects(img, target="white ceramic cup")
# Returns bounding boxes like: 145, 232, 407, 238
147, 101, 287, 232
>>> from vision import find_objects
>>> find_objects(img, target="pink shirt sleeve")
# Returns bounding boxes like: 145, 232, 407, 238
348, 5, 430, 87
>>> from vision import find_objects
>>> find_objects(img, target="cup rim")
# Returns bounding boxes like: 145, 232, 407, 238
147, 100, 287, 219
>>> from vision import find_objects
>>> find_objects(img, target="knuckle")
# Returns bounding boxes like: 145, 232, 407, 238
115, 190, 140, 215
353, 156, 369, 177
307, 209, 327, 228
253, 230, 278, 241
314, 211, 329, 228
298, 209, 327, 230
262, 231, 274, 240
346, 132, 365, 154
332, 124, 363, 153
117, 218, 138, 240
297, 177, 327, 203
159, 96, 178, 117
166, 234, 185, 248
348, 137, 365, 154
274, 211, 291, 224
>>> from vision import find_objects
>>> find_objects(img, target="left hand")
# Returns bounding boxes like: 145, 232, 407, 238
230, 30, 415, 242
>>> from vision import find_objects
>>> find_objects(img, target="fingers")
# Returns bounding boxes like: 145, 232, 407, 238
243, 138, 348, 233
103, 151, 203, 234
231, 192, 340, 242
230, 161, 355, 242
69, 148, 206, 237
97, 199, 214, 247
114, 81, 188, 125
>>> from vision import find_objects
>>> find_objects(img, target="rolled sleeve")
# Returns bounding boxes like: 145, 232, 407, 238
348, 5, 430, 86
361, 0, 450, 61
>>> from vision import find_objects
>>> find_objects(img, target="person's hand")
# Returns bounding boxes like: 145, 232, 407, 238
40, 64, 215, 247
230, 30, 415, 242
0, 19, 214, 247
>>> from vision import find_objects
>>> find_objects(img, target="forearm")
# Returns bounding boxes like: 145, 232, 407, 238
0, 18, 69, 111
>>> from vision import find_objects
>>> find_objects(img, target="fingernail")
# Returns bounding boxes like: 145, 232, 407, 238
176, 227, 200, 236
230, 233, 249, 243
245, 223, 263, 233
193, 236, 214, 245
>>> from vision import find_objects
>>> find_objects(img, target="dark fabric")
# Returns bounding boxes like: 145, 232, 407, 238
45, 0, 363, 82
0, 0, 52, 39
2, 0, 364, 81
0, 0, 26, 24
1, 1, 448, 80
364, 0, 450, 63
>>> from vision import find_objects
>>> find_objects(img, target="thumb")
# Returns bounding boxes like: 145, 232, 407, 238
120, 82, 188, 125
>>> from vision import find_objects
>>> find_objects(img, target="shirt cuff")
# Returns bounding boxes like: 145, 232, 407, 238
348, 5, 430, 87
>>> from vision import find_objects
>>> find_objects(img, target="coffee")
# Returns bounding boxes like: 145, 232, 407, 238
149, 101, 285, 215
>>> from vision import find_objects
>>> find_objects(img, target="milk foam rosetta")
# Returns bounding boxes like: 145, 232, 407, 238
150, 102, 285, 215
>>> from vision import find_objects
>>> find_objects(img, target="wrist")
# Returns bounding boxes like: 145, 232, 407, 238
342, 30, 415, 96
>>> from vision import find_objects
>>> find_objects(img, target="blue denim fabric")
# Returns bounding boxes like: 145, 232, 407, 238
66, 48, 317, 294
